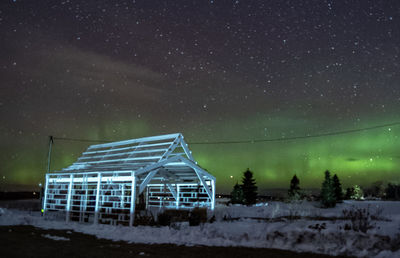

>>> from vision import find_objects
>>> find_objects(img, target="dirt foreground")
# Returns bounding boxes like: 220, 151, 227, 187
0, 225, 351, 258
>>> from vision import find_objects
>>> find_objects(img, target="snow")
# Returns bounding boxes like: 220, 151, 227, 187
41, 234, 70, 241
1, 201, 399, 257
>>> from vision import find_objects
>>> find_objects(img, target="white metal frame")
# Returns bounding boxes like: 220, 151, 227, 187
43, 133, 216, 226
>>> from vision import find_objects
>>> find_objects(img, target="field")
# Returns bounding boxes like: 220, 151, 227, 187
1, 199, 399, 257
0, 225, 340, 258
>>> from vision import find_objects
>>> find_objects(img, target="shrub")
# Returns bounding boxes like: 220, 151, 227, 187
209, 215, 216, 223
157, 211, 172, 226
342, 205, 375, 233
189, 207, 207, 226
157, 209, 190, 226
134, 211, 155, 226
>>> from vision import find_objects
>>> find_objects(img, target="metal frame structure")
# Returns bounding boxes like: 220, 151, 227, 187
43, 133, 216, 226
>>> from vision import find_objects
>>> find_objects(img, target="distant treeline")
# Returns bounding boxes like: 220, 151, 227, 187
0, 191, 40, 200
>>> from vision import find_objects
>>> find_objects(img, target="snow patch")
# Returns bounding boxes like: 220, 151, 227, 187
1, 201, 399, 258
41, 234, 70, 241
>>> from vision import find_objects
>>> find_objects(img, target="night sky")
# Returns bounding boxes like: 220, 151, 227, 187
1, 0, 399, 193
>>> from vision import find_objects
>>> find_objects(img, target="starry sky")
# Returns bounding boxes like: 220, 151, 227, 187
1, 0, 399, 193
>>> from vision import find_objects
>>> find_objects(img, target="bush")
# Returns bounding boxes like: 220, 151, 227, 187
157, 211, 172, 226
189, 208, 207, 226
342, 205, 378, 233
157, 209, 189, 226
134, 211, 155, 226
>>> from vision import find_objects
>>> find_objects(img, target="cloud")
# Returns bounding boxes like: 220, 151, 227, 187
30, 46, 167, 101
0, 42, 173, 129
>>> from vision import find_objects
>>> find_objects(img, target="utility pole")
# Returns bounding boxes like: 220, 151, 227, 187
46, 136, 54, 173
42, 136, 53, 215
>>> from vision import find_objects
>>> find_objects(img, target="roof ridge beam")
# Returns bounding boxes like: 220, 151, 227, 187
78, 148, 168, 161
88, 133, 181, 149
74, 155, 162, 165
83, 142, 173, 155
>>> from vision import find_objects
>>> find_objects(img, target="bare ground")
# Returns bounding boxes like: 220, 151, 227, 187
0, 225, 349, 258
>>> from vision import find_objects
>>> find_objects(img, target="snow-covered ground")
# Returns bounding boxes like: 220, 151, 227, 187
41, 233, 70, 241
1, 200, 399, 257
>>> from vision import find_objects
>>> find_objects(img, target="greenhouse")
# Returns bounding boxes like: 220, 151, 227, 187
42, 133, 216, 226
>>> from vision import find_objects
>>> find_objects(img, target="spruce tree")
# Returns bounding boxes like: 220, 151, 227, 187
241, 168, 258, 206
230, 182, 244, 204
288, 174, 301, 199
320, 170, 336, 207
345, 187, 355, 200
351, 185, 364, 200
332, 174, 343, 202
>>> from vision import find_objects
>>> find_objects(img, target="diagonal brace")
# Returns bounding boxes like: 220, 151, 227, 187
139, 169, 159, 194
167, 183, 177, 200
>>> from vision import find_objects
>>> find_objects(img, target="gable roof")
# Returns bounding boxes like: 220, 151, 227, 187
61, 133, 192, 172
51, 133, 215, 202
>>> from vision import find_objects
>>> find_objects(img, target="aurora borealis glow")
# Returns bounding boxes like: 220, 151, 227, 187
0, 1, 399, 192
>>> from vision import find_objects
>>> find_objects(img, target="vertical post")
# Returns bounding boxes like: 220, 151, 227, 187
94, 173, 102, 224
83, 175, 88, 220
46, 136, 54, 173
66, 174, 74, 222
145, 186, 149, 210
42, 174, 49, 215
211, 180, 215, 210
176, 184, 180, 209
121, 184, 125, 208
44, 135, 53, 217
129, 173, 136, 227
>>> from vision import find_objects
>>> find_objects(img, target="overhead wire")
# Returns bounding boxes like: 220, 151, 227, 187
51, 121, 400, 145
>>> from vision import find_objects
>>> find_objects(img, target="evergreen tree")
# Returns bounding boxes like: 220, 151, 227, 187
385, 183, 400, 200
351, 185, 364, 200
332, 174, 343, 202
241, 168, 258, 206
345, 187, 355, 200
230, 182, 244, 204
288, 174, 301, 199
369, 181, 385, 198
320, 170, 336, 208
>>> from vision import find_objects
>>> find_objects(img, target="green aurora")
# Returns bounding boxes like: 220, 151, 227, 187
2, 116, 399, 193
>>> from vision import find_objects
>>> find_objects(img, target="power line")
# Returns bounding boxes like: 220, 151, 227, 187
53, 137, 113, 143
52, 121, 400, 145
190, 121, 400, 145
